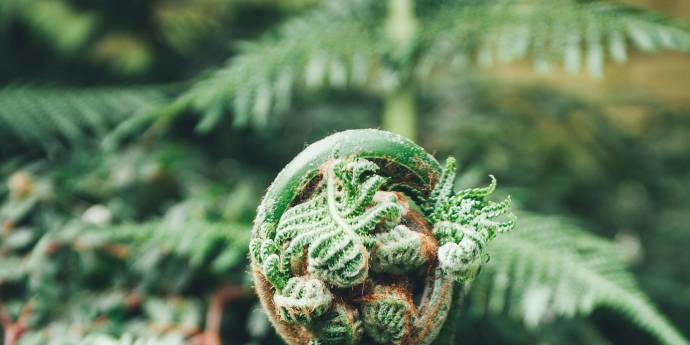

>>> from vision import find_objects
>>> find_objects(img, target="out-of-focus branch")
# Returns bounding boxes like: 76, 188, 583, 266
0, 302, 31, 345
190, 284, 246, 345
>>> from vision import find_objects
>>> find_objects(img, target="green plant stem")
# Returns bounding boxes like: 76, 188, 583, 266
432, 284, 466, 345
383, 0, 419, 141
385, 0, 417, 47
383, 83, 417, 141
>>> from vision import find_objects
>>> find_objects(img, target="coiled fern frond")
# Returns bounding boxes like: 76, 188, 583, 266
360, 284, 416, 344
310, 302, 364, 345
428, 158, 516, 283
371, 224, 435, 274
252, 158, 405, 289
274, 276, 333, 324
250, 129, 515, 345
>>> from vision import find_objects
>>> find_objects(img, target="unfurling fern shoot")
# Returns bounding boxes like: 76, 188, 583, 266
250, 129, 515, 345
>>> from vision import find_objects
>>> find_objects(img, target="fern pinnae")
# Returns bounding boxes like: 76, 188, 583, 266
263, 253, 289, 290
427, 157, 457, 217
269, 158, 404, 288
419, 1, 690, 79
427, 160, 515, 283
475, 214, 690, 345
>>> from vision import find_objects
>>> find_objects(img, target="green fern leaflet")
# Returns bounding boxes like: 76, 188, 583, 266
255, 158, 405, 289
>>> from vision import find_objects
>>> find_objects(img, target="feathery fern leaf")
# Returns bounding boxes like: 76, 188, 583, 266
1, 0, 97, 53
25, 220, 250, 277
87, 220, 250, 272
179, 0, 690, 131
428, 158, 515, 283
182, 0, 380, 131
0, 85, 168, 154
419, 1, 690, 78
79, 333, 185, 345
471, 214, 689, 345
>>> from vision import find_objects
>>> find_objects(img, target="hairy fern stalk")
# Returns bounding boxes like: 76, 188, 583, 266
250, 129, 515, 345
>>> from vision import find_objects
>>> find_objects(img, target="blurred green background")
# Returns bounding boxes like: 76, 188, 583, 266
1, 0, 689, 344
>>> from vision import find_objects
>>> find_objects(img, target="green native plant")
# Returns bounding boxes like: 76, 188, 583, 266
249, 129, 515, 345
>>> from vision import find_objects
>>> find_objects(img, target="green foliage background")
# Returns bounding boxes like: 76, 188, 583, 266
1, 0, 689, 344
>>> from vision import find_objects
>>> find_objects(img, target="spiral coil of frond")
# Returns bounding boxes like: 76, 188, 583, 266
360, 284, 416, 344
371, 224, 435, 274
429, 158, 516, 283
310, 302, 364, 345
250, 129, 515, 345
275, 276, 333, 324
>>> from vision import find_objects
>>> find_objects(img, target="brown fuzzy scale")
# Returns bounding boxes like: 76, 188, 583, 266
370, 158, 430, 195
403, 204, 439, 265
290, 170, 324, 207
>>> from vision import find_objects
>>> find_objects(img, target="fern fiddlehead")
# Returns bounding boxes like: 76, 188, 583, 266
275, 276, 334, 324
250, 129, 515, 345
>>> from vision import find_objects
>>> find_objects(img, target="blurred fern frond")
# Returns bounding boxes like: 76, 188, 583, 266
3, 219, 249, 343
26, 220, 252, 275
99, 220, 251, 272
79, 333, 186, 345
153, 0, 240, 54
181, 0, 381, 131
418, 1, 690, 79
0, 85, 168, 155
0, 256, 25, 283
178, 0, 690, 131
472, 214, 689, 345
1, 0, 97, 53
153, 0, 318, 54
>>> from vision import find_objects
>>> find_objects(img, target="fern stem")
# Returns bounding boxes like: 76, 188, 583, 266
383, 83, 417, 141
432, 284, 467, 345
382, 0, 419, 141
386, 0, 417, 48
